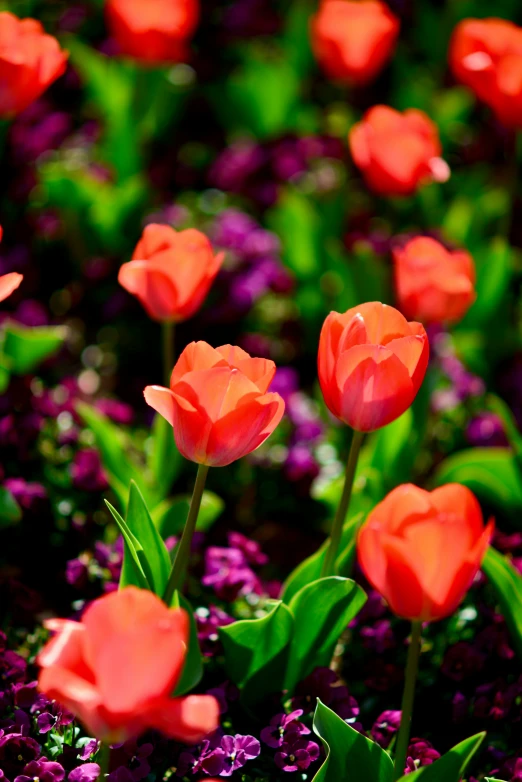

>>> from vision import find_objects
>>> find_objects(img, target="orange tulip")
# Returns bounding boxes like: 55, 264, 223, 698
105, 0, 199, 65
311, 0, 400, 85
393, 237, 476, 324
450, 18, 522, 128
0, 12, 68, 118
144, 341, 285, 467
38, 587, 219, 743
349, 105, 450, 196
357, 484, 494, 621
318, 302, 428, 432
118, 224, 224, 323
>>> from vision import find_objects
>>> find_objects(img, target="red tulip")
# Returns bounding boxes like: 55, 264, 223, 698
38, 587, 219, 743
393, 236, 476, 324
144, 341, 285, 467
349, 105, 450, 196
0, 12, 68, 118
311, 0, 400, 85
118, 224, 224, 323
105, 0, 199, 64
357, 484, 494, 621
318, 302, 429, 432
450, 18, 522, 128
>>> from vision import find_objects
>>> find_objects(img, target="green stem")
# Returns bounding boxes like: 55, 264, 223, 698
163, 464, 209, 604
393, 621, 422, 780
97, 742, 110, 780
320, 429, 364, 578
162, 321, 175, 386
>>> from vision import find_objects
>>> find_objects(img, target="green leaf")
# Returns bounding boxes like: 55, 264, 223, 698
219, 601, 293, 706
459, 238, 512, 328
122, 482, 171, 596
312, 700, 394, 782
0, 486, 22, 527
432, 448, 522, 518
171, 592, 203, 695
3, 324, 67, 374
397, 733, 485, 781
147, 413, 183, 502
281, 513, 363, 604
285, 577, 366, 692
105, 500, 151, 591
267, 190, 320, 278
153, 491, 224, 539
482, 546, 522, 660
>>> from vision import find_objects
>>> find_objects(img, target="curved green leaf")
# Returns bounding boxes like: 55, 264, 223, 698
397, 733, 485, 781
122, 481, 171, 596
105, 500, 151, 591
285, 577, 366, 692
3, 324, 67, 374
482, 546, 522, 660
312, 700, 394, 782
171, 591, 203, 695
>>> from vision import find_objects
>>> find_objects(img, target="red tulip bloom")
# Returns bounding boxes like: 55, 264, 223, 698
318, 302, 429, 432
393, 236, 476, 324
144, 342, 285, 467
38, 587, 219, 743
349, 105, 450, 196
0, 12, 68, 117
118, 224, 224, 323
105, 0, 199, 65
311, 0, 400, 85
450, 18, 522, 128
357, 484, 494, 621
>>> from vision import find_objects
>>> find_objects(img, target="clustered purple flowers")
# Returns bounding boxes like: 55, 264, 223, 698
177, 732, 261, 777
202, 531, 268, 601
261, 710, 320, 772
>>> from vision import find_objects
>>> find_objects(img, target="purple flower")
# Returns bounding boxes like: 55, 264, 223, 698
15, 758, 65, 782
195, 606, 234, 657
260, 710, 310, 749
71, 449, 108, 492
0, 732, 41, 778
274, 738, 320, 772
79, 740, 99, 761
209, 142, 264, 193
219, 734, 260, 776
3, 478, 47, 511
202, 547, 261, 602
65, 556, 90, 590
360, 619, 395, 654
292, 667, 359, 723
371, 711, 401, 748
31, 694, 74, 734
228, 532, 268, 567
404, 739, 441, 773
109, 739, 153, 781
94, 399, 134, 425
177, 736, 225, 777
68, 766, 101, 782
466, 413, 508, 447
285, 445, 319, 482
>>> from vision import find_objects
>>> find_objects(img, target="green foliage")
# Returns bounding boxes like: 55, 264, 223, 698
482, 547, 522, 660
153, 491, 224, 539
1, 323, 66, 375
312, 700, 394, 782
147, 413, 183, 504
397, 733, 485, 781
171, 591, 203, 695
0, 487, 21, 527
105, 501, 151, 591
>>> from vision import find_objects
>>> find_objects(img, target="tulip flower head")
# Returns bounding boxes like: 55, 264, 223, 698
318, 302, 429, 432
144, 342, 285, 467
357, 484, 494, 622
450, 18, 522, 128
105, 0, 199, 65
349, 105, 450, 196
0, 12, 68, 118
0, 226, 23, 303
311, 0, 400, 85
38, 587, 219, 743
393, 236, 476, 324
118, 224, 224, 323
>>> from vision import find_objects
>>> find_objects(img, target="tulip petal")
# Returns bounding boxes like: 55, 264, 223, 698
430, 484, 485, 537
370, 484, 433, 534
171, 341, 226, 386
38, 666, 104, 735
118, 261, 179, 321
381, 535, 427, 620
82, 588, 189, 714
0, 271, 23, 303
144, 385, 177, 427
174, 367, 261, 422
170, 390, 213, 464
386, 334, 427, 379
148, 695, 220, 743
335, 344, 414, 431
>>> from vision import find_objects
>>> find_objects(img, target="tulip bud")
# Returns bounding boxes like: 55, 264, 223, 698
357, 484, 494, 622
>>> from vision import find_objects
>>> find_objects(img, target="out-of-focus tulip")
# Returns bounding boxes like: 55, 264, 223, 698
393, 236, 476, 324
118, 224, 224, 323
311, 0, 400, 85
144, 342, 285, 467
349, 105, 450, 196
0, 12, 68, 117
357, 483, 494, 621
38, 587, 219, 743
450, 18, 522, 128
0, 226, 23, 302
105, 0, 199, 64
318, 302, 429, 432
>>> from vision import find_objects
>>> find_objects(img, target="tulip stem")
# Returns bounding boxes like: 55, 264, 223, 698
97, 742, 110, 779
163, 464, 209, 604
162, 321, 175, 386
320, 429, 364, 578
393, 621, 422, 780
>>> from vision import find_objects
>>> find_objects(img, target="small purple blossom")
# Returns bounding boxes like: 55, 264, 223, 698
219, 734, 261, 776
260, 710, 310, 749
404, 739, 441, 773
15, 758, 65, 782
195, 606, 234, 657
371, 711, 402, 748
202, 546, 261, 602
71, 449, 108, 492
68, 767, 101, 782
274, 738, 320, 772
